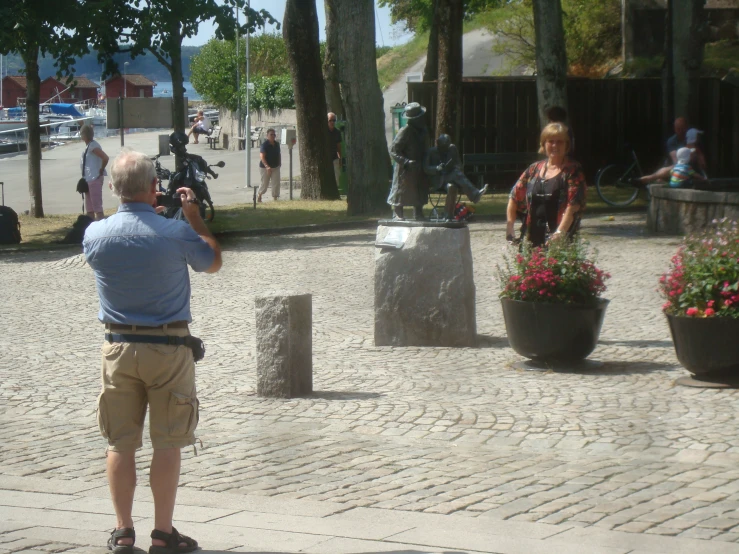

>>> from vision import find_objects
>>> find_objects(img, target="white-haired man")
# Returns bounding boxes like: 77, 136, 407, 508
83, 149, 221, 553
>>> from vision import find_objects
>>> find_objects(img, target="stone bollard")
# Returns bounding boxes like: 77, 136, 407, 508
255, 292, 312, 398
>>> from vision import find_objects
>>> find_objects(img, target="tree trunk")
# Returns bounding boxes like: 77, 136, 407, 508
622, 0, 634, 64
284, 0, 339, 200
435, 0, 463, 142
334, 0, 392, 215
23, 44, 44, 218
672, 0, 705, 124
423, 0, 439, 82
323, 0, 345, 118
662, 0, 675, 141
532, 0, 568, 128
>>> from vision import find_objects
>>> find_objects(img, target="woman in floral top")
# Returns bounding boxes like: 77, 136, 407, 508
505, 123, 587, 247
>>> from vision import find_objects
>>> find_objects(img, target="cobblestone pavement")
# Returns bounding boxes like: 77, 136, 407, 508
4, 214, 739, 549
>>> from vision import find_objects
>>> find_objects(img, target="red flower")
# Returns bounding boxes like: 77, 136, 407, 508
704, 308, 716, 316
686, 307, 699, 316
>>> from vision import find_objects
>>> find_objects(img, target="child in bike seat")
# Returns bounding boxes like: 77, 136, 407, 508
670, 147, 707, 188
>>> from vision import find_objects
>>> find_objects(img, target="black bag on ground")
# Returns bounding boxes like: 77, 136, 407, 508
0, 206, 21, 244
61, 214, 94, 244
76, 178, 89, 194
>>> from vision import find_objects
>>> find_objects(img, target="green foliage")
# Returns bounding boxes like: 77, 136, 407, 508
190, 40, 239, 110
246, 75, 295, 111
0, 0, 91, 76
484, 0, 622, 73
660, 219, 739, 319
379, 0, 503, 33
191, 34, 303, 111
376, 45, 394, 58
497, 237, 610, 305
248, 33, 290, 77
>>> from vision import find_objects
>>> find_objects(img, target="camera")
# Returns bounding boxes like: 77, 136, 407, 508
156, 193, 182, 208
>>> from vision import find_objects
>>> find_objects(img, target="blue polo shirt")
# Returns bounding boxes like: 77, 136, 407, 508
83, 203, 215, 325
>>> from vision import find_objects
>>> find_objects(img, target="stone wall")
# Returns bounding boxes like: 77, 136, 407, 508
647, 183, 739, 235
218, 107, 297, 151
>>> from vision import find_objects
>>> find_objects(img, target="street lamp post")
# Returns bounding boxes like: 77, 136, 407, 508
123, 61, 130, 98
245, 0, 251, 192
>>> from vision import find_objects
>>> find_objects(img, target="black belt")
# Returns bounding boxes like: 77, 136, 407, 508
104, 333, 205, 362
105, 333, 188, 346
105, 321, 189, 331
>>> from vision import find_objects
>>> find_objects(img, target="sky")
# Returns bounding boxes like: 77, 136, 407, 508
182, 1, 414, 48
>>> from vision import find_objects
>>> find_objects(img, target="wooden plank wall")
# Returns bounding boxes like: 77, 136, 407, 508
408, 77, 738, 185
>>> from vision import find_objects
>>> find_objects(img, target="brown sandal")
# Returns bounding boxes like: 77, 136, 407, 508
107, 527, 135, 553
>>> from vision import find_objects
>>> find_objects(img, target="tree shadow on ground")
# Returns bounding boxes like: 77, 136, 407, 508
202, 551, 468, 554
0, 244, 82, 264
307, 390, 384, 401
547, 360, 679, 375
598, 339, 674, 348
221, 231, 376, 253
475, 335, 510, 348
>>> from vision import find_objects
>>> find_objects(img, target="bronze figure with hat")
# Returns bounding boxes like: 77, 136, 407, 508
387, 102, 431, 221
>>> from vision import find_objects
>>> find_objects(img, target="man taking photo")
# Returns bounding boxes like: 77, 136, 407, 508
83, 149, 222, 553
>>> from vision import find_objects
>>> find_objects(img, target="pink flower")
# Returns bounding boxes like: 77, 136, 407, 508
704, 308, 716, 316
686, 307, 699, 316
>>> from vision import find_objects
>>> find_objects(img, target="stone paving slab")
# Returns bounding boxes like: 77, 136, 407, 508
3, 215, 739, 552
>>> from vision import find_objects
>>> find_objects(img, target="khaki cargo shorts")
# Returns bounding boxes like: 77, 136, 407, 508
97, 326, 199, 452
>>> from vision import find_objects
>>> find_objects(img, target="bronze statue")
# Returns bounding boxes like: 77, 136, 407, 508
424, 134, 488, 221
387, 103, 431, 220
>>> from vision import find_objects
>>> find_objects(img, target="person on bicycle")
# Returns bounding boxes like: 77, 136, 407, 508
505, 123, 586, 247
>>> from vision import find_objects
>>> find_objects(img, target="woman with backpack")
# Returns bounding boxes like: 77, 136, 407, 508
80, 125, 109, 221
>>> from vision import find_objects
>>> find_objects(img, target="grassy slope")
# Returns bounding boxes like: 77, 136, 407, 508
376, 31, 430, 90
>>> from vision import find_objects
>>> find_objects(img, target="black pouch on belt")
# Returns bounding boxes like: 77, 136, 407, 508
185, 335, 206, 362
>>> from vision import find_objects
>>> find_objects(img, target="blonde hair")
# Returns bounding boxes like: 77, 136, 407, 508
539, 122, 570, 155
110, 149, 156, 201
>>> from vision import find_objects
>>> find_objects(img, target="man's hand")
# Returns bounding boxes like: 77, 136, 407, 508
266, 167, 272, 176
177, 187, 202, 222
153, 191, 167, 215
436, 164, 445, 173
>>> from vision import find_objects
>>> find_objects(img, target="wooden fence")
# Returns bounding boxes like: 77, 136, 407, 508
408, 77, 739, 186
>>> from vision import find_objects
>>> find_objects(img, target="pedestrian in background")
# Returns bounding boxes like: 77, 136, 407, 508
80, 124, 109, 220
258, 128, 281, 202
328, 112, 342, 188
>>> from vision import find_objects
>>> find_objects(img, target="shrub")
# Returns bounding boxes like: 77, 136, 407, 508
659, 219, 739, 318
247, 75, 295, 111
497, 237, 610, 305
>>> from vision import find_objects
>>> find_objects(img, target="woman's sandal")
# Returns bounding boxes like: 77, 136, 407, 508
149, 527, 199, 554
108, 527, 135, 553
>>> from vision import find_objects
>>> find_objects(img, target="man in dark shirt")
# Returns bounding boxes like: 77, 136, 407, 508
328, 112, 342, 188
258, 128, 281, 202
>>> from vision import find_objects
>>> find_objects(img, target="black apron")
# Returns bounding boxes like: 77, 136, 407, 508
526, 166, 566, 247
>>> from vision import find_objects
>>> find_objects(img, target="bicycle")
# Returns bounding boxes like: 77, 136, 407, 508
595, 146, 648, 207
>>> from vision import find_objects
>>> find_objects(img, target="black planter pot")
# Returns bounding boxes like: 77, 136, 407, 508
666, 314, 739, 378
501, 298, 609, 362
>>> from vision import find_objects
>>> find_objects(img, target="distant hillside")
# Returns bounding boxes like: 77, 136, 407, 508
1, 46, 202, 83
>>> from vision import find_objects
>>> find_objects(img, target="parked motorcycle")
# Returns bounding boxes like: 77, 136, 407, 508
155, 131, 225, 222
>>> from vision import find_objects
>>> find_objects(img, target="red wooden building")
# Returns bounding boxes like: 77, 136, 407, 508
105, 74, 156, 99
64, 76, 100, 104
1, 76, 27, 108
